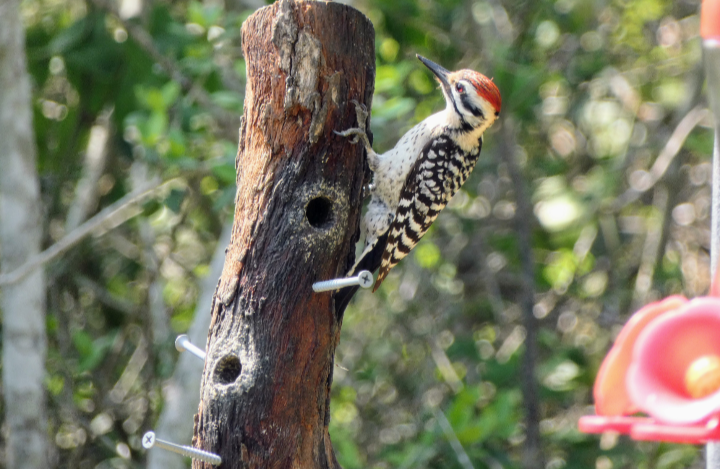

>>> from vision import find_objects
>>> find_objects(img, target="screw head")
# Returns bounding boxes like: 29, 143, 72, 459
175, 334, 187, 352
175, 335, 188, 352
142, 431, 156, 449
358, 270, 373, 289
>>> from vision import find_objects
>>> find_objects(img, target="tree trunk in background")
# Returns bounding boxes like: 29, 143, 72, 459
0, 1, 51, 468
148, 223, 231, 469
192, 1, 374, 467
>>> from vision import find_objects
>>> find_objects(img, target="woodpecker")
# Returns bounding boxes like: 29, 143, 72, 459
337, 54, 501, 293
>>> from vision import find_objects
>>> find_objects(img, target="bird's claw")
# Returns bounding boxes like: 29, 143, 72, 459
334, 128, 364, 145
336, 100, 372, 151
335, 128, 371, 150
349, 100, 368, 131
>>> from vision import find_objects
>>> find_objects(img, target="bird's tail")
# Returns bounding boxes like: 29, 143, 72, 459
333, 231, 389, 317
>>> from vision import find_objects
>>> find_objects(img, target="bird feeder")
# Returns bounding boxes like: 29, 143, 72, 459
580, 1, 720, 461
579, 296, 720, 443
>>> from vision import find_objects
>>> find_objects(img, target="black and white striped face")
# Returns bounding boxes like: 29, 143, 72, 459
417, 55, 502, 134
444, 74, 499, 131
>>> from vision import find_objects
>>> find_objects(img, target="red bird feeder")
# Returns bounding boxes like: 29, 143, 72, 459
580, 0, 720, 454
702, 0, 720, 41
579, 297, 720, 443
628, 298, 720, 425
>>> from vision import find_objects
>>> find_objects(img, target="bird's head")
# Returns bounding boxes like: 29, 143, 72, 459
417, 55, 501, 134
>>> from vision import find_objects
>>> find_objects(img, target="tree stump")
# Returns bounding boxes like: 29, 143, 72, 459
192, 1, 374, 467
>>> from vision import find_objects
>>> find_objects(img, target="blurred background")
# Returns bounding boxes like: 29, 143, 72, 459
2, 0, 715, 467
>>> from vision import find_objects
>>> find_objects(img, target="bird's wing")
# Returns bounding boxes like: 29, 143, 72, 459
373, 135, 483, 292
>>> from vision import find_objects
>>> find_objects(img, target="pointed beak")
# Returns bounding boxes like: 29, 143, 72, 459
417, 54, 451, 92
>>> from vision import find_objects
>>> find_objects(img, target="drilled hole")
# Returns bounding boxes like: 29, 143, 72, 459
214, 355, 241, 384
306, 196, 334, 228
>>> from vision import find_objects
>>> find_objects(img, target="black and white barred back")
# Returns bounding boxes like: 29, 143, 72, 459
334, 55, 500, 300
375, 135, 482, 291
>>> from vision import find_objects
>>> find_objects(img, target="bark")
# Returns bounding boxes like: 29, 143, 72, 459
131, 163, 172, 367
193, 1, 374, 468
65, 108, 113, 232
0, 1, 51, 468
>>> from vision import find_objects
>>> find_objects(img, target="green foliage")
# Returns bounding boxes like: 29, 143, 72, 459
18, 0, 245, 464
72, 330, 117, 372
334, 0, 710, 468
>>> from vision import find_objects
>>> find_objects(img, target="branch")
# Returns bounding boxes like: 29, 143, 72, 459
0, 178, 175, 286
90, 0, 240, 139
495, 118, 544, 469
74, 275, 138, 316
434, 409, 476, 469
65, 107, 113, 232
614, 105, 709, 209
630, 185, 669, 309
470, 234, 505, 322
131, 163, 171, 350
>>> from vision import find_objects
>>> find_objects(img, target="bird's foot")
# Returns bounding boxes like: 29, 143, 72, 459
350, 100, 368, 130
335, 100, 372, 152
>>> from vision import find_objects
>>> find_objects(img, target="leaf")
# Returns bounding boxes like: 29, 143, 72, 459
211, 91, 243, 111
211, 163, 237, 184
375, 64, 406, 93
164, 188, 186, 213
414, 242, 441, 268
161, 81, 182, 107
47, 17, 89, 55
167, 128, 187, 158
187, 1, 222, 28
144, 112, 168, 144
46, 375, 65, 396
72, 331, 116, 372
213, 186, 236, 211
373, 96, 416, 122
72, 330, 94, 357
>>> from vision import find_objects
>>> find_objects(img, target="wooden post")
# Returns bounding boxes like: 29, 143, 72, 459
705, 31, 720, 469
192, 1, 374, 467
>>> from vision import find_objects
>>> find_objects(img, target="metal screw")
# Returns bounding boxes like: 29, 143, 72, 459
142, 431, 221, 466
312, 270, 373, 292
175, 335, 206, 361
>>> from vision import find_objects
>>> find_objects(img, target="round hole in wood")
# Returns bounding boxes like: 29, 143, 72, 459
306, 196, 334, 228
214, 355, 241, 384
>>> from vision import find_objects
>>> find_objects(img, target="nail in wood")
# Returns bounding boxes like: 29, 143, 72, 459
175, 334, 206, 360
312, 270, 373, 292
142, 431, 221, 465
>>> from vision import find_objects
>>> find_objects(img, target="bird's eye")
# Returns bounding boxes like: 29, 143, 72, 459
456, 83, 465, 93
